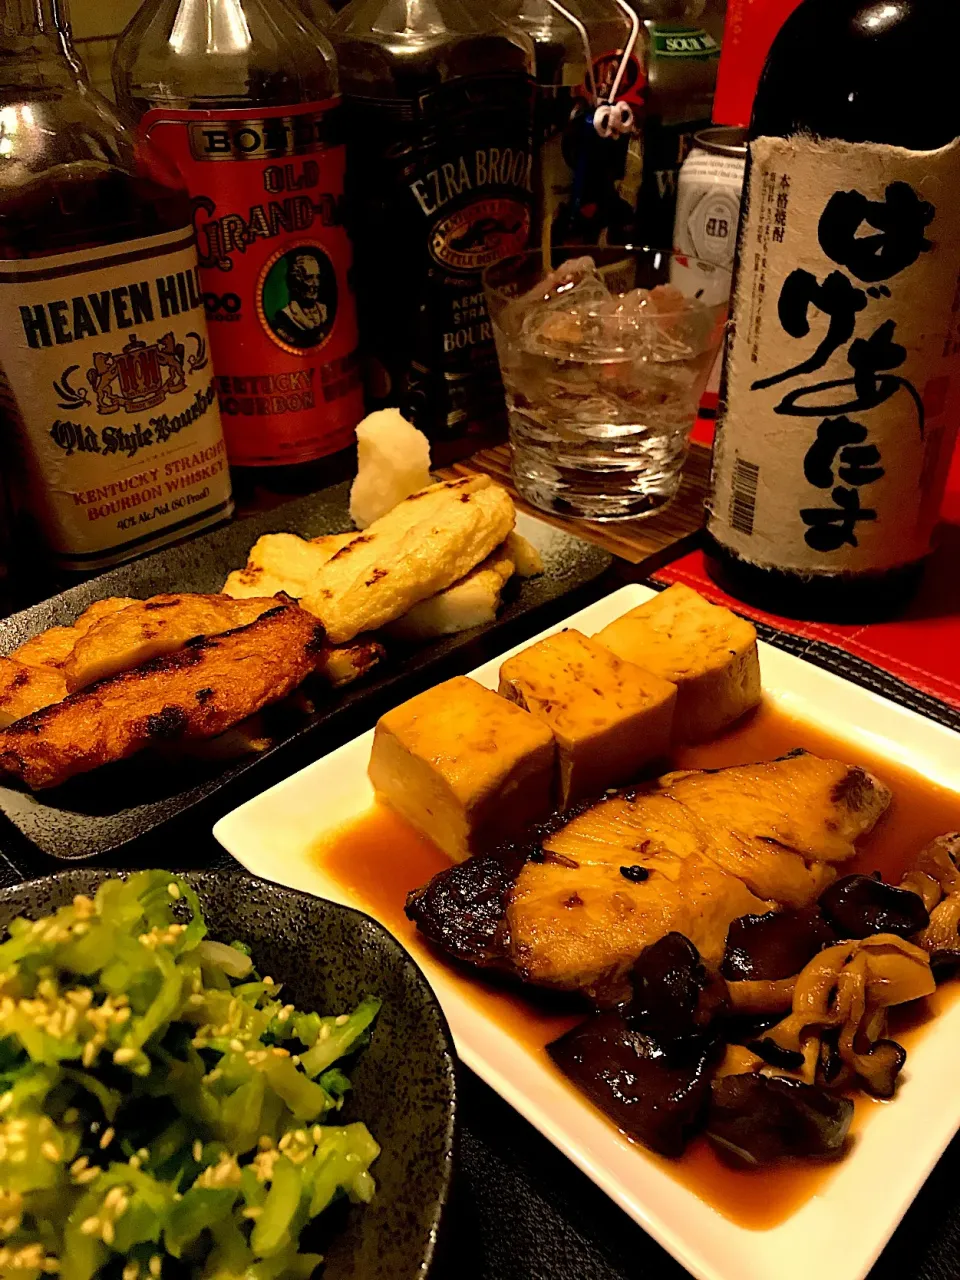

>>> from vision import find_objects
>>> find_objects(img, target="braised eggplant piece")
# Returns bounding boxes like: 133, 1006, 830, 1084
721, 908, 837, 982
404, 847, 526, 968
706, 1074, 854, 1166
548, 1012, 717, 1157
819, 873, 929, 940
627, 932, 727, 1042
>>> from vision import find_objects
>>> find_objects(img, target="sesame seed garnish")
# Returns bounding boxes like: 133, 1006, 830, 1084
193, 1140, 203, 1163
99, 1127, 114, 1150
149, 1255, 162, 1277
101, 1220, 115, 1245
40, 1141, 59, 1162
335, 1014, 349, 1026
229, 1038, 244, 1052
113, 1047, 135, 1065
128, 1155, 142, 1169
0, 1093, 11, 1114
123, 1264, 140, 1280
167, 883, 181, 899
79, 1217, 99, 1236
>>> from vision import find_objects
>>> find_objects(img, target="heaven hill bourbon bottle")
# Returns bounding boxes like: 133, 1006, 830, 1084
0, 0, 232, 584
330, 0, 535, 462
113, 0, 364, 485
706, 0, 960, 619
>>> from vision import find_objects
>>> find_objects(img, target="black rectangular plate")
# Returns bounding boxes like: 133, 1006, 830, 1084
0, 484, 612, 862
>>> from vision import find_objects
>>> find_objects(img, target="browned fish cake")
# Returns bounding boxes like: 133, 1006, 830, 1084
0, 602, 326, 790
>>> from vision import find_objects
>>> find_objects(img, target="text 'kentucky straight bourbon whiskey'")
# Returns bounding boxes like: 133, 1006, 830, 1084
113, 0, 365, 477
0, 0, 232, 580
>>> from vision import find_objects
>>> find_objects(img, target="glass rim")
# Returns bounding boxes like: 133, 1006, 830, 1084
481, 245, 733, 299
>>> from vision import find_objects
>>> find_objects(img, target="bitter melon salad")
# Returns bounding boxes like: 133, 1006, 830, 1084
0, 871, 381, 1279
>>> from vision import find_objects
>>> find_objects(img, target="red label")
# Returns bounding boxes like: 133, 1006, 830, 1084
141, 99, 364, 467
578, 51, 647, 110
712, 0, 803, 128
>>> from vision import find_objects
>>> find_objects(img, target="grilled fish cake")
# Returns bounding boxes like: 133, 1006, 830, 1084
0, 602, 325, 790
11, 597, 136, 671
407, 752, 891, 1001
62, 593, 282, 691
302, 476, 516, 643
222, 532, 358, 601
0, 660, 68, 728
0, 597, 138, 725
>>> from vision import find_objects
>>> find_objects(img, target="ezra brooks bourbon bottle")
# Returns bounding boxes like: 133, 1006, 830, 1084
113, 0, 364, 477
330, 0, 535, 461
0, 0, 232, 580
706, 0, 960, 618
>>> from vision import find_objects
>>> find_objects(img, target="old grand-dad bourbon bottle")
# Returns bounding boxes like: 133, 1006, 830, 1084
0, 0, 232, 582
114, 0, 365, 484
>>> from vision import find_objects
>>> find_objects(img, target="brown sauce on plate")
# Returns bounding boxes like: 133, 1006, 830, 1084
315, 702, 960, 1229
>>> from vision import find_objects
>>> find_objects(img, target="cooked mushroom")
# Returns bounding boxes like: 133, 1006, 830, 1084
706, 1074, 854, 1166
906, 835, 960, 963
757, 935, 934, 1098
900, 833, 960, 910
548, 1011, 718, 1157
627, 931, 727, 1043
721, 907, 836, 982
819, 873, 929, 940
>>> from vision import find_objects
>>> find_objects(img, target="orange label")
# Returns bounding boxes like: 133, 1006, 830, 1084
141, 100, 364, 467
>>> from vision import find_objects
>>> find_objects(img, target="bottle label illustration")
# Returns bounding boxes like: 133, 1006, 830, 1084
141, 99, 363, 466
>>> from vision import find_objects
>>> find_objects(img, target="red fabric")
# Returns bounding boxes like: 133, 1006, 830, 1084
666, 426, 960, 710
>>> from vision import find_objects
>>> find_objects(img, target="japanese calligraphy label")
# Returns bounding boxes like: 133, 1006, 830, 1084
0, 228, 233, 571
708, 135, 960, 573
141, 100, 364, 467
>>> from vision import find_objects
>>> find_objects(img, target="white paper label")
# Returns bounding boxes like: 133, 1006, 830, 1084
707, 135, 960, 574
0, 228, 233, 570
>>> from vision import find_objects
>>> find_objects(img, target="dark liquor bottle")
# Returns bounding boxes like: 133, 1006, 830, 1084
509, 0, 644, 253
0, 0, 232, 590
113, 0, 365, 492
330, 0, 535, 464
705, 0, 960, 619
632, 0, 720, 247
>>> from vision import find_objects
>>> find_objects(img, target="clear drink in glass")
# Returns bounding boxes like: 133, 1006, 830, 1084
484, 246, 728, 520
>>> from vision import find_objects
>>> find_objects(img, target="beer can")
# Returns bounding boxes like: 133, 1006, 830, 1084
671, 126, 747, 412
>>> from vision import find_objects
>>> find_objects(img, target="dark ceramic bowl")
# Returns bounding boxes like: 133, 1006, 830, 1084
0, 869, 457, 1280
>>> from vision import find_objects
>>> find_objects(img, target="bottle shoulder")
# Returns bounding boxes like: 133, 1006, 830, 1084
752, 0, 960, 148
0, 80, 190, 258
113, 0, 338, 112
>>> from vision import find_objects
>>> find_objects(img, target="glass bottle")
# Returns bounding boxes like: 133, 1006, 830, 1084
0, 0, 232, 594
631, 0, 721, 248
330, 0, 536, 464
705, 0, 960, 619
510, 0, 646, 253
113, 0, 365, 495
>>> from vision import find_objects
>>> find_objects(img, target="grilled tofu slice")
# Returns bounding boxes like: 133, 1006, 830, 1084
62, 594, 283, 691
594, 584, 761, 742
302, 477, 516, 643
0, 602, 325, 790
222, 532, 358, 600
407, 751, 891, 1001
499, 629, 677, 808
316, 639, 384, 688
369, 675, 556, 863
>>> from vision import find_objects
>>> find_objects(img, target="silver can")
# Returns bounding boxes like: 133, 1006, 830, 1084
673, 126, 748, 272
671, 127, 747, 408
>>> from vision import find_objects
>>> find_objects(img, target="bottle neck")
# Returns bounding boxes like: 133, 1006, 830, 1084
0, 0, 82, 83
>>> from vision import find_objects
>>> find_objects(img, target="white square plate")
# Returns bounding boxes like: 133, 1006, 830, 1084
214, 584, 960, 1280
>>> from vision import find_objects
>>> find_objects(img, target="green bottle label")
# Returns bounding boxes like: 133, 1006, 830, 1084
651, 26, 720, 60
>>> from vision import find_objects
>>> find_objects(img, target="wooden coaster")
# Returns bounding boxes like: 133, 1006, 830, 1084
438, 441, 709, 567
